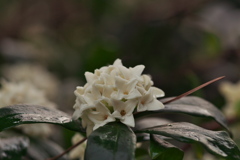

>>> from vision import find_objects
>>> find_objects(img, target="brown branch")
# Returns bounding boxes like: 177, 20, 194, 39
46, 137, 87, 160
162, 76, 225, 104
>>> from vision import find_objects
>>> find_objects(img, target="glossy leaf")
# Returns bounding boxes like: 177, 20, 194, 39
0, 105, 83, 132
150, 134, 184, 160
134, 96, 230, 133
136, 122, 240, 160
0, 136, 29, 160
135, 117, 172, 142
85, 122, 136, 160
135, 117, 172, 130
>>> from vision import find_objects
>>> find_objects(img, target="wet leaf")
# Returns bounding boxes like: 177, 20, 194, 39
135, 96, 230, 133
0, 105, 83, 132
0, 136, 29, 160
135, 117, 172, 142
136, 122, 240, 160
135, 117, 172, 130
85, 122, 136, 160
150, 134, 184, 160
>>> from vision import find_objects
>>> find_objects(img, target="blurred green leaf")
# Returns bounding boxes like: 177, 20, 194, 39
135, 96, 230, 134
27, 138, 68, 160
83, 40, 118, 73
135, 148, 150, 160
85, 122, 136, 160
0, 105, 83, 132
234, 100, 240, 116
0, 136, 29, 160
197, 32, 221, 58
150, 134, 184, 160
136, 122, 240, 160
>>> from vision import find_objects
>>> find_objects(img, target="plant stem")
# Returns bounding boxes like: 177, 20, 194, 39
46, 137, 87, 160
162, 76, 225, 104
134, 76, 225, 117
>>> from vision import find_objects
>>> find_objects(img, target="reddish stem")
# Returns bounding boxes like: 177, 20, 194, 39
46, 137, 87, 160
162, 76, 225, 104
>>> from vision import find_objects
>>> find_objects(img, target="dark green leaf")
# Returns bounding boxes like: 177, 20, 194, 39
135, 117, 172, 142
150, 134, 184, 160
135, 96, 230, 133
85, 122, 136, 160
135, 148, 150, 160
136, 117, 172, 130
0, 136, 29, 160
27, 138, 68, 160
0, 105, 83, 132
136, 122, 240, 160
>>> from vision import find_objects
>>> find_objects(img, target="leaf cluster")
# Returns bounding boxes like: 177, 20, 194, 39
0, 96, 239, 160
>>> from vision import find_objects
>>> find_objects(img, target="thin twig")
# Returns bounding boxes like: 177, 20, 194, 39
162, 76, 225, 104
46, 137, 87, 160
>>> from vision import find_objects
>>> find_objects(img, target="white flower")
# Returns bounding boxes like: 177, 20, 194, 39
0, 80, 56, 109
137, 87, 165, 112
87, 102, 115, 131
69, 133, 86, 160
112, 77, 142, 100
219, 81, 240, 117
73, 59, 165, 136
81, 112, 94, 137
0, 80, 56, 137
2, 63, 60, 99
112, 99, 138, 127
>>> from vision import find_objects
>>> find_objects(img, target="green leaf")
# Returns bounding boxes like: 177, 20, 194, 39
135, 148, 150, 160
85, 122, 136, 160
135, 117, 172, 142
0, 136, 29, 160
150, 134, 184, 160
136, 117, 172, 130
27, 138, 68, 160
0, 105, 83, 132
136, 122, 240, 160
135, 96, 230, 133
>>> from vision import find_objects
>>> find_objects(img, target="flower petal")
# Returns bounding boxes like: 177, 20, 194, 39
93, 115, 115, 130
130, 65, 145, 77
151, 87, 165, 98
113, 59, 123, 66
145, 99, 165, 111
85, 72, 97, 84
121, 114, 135, 127
72, 108, 82, 120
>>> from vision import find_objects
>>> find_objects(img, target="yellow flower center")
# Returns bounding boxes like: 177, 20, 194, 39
123, 91, 129, 95
120, 110, 126, 116
103, 115, 108, 120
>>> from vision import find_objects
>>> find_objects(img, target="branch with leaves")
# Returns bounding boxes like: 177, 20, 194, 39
0, 59, 239, 160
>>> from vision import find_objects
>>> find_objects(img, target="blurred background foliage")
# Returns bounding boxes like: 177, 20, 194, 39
0, 0, 240, 159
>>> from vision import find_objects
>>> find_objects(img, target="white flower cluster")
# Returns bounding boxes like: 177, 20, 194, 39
219, 81, 240, 117
73, 59, 165, 136
0, 81, 56, 137
2, 63, 60, 99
